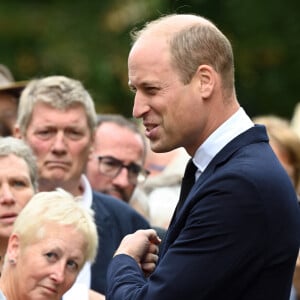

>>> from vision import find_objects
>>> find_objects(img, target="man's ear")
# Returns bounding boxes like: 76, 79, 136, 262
13, 125, 22, 139
194, 64, 216, 99
88, 146, 95, 161
88, 131, 96, 161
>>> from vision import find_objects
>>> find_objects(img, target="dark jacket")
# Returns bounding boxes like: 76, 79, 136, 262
107, 125, 300, 300
90, 191, 150, 294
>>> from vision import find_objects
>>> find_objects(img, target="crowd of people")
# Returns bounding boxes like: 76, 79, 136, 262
0, 12, 300, 300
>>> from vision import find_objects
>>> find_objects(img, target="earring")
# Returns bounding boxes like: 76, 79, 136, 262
9, 258, 16, 265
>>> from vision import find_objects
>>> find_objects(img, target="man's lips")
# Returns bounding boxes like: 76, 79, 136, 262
0, 213, 17, 224
144, 123, 159, 138
46, 161, 70, 168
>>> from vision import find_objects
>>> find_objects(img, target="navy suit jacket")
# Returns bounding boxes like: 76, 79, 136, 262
90, 191, 150, 294
107, 125, 300, 300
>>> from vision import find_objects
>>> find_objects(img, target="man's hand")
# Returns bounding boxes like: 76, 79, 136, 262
114, 229, 161, 276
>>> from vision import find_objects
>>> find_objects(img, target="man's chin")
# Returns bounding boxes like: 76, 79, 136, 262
39, 173, 68, 187
43, 167, 69, 178
106, 190, 123, 201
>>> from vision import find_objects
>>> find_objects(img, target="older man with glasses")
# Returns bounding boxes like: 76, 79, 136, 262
86, 114, 167, 248
86, 114, 150, 203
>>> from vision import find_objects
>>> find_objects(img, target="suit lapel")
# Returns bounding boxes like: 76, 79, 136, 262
160, 125, 269, 258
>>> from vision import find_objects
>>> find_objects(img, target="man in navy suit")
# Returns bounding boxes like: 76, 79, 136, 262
106, 14, 300, 299
14, 75, 150, 299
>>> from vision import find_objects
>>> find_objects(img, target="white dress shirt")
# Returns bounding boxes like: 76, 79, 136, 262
0, 290, 6, 300
63, 175, 93, 300
193, 107, 254, 180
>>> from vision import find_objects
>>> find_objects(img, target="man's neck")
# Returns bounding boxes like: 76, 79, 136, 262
38, 178, 84, 196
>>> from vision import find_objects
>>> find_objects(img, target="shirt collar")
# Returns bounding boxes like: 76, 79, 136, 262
77, 174, 93, 209
193, 107, 254, 174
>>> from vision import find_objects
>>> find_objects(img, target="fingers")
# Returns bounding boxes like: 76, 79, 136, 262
142, 262, 157, 277
141, 253, 159, 277
148, 241, 159, 255
143, 252, 159, 264
145, 229, 162, 246
114, 229, 162, 267
134, 229, 161, 244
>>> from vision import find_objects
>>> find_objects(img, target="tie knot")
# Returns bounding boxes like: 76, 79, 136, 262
184, 159, 197, 179
175, 158, 198, 213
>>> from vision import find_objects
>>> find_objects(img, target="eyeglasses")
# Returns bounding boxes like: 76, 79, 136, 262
97, 156, 150, 184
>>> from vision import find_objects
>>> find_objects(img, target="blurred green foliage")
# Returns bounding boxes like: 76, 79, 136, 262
0, 0, 299, 119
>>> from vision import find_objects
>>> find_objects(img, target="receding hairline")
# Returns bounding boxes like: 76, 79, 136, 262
132, 14, 217, 42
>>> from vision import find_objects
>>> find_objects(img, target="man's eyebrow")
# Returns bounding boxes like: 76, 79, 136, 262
129, 80, 158, 88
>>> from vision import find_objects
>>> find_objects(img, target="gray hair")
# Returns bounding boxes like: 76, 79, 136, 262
17, 75, 97, 136
0, 136, 38, 191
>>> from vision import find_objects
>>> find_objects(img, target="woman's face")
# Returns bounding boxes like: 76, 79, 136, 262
9, 223, 87, 300
0, 154, 35, 240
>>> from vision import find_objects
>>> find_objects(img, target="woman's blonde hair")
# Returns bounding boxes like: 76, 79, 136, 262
13, 188, 98, 264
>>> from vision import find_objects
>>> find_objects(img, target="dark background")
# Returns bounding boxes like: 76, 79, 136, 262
1, 0, 299, 119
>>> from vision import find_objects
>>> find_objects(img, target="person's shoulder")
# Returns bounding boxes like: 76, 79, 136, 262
92, 190, 117, 204
92, 190, 133, 212
91, 190, 150, 228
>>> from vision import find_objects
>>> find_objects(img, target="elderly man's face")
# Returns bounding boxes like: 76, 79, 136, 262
22, 102, 93, 196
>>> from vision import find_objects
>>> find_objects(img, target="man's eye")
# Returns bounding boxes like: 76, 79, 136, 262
104, 160, 119, 168
65, 129, 85, 140
128, 164, 141, 175
145, 87, 158, 95
129, 86, 137, 94
12, 180, 27, 188
38, 130, 49, 135
36, 130, 53, 139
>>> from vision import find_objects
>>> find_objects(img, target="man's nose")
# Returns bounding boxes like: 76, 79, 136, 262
132, 92, 150, 119
112, 167, 131, 187
51, 132, 67, 152
0, 183, 16, 205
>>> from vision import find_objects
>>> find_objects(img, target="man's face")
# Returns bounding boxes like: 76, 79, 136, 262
22, 102, 93, 195
128, 36, 207, 156
86, 122, 144, 202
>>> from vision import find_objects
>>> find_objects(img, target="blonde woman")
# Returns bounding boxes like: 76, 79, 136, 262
0, 189, 98, 300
